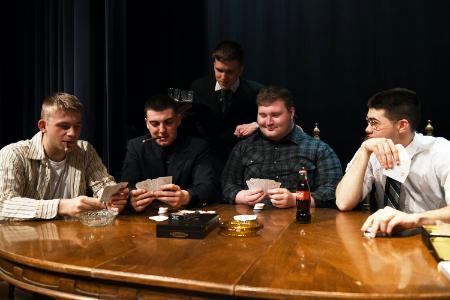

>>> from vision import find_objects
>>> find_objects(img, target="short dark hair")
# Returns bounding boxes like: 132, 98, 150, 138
212, 40, 244, 65
144, 94, 177, 116
256, 86, 295, 110
367, 88, 421, 131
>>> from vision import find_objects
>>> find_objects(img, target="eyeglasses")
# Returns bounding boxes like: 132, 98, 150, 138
365, 117, 397, 131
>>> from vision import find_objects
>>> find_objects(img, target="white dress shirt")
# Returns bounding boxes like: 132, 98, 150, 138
346, 133, 450, 213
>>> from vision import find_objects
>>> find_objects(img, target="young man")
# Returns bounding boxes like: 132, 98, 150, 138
121, 95, 218, 212
184, 40, 263, 175
222, 86, 342, 208
336, 88, 450, 236
0, 92, 128, 220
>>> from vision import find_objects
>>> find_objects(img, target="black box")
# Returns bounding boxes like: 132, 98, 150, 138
156, 213, 219, 239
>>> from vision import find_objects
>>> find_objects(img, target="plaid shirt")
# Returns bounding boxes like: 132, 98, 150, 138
221, 127, 342, 207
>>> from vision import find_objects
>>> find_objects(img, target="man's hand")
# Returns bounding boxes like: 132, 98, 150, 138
58, 196, 104, 217
154, 184, 190, 208
130, 189, 157, 212
268, 188, 296, 208
235, 189, 265, 206
361, 206, 420, 236
107, 187, 129, 213
234, 122, 259, 138
361, 138, 399, 169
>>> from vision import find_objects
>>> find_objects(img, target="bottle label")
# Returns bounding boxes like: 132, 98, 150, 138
296, 191, 310, 201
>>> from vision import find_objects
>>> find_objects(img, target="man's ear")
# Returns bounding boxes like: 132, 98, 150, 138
397, 119, 410, 133
176, 114, 182, 127
38, 119, 47, 133
239, 65, 244, 76
290, 107, 296, 120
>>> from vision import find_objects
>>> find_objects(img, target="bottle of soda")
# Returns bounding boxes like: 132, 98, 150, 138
296, 167, 311, 223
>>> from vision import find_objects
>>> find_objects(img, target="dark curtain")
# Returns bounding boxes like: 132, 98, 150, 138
0, 0, 205, 178
0, 0, 127, 178
206, 0, 450, 164
1, 0, 449, 176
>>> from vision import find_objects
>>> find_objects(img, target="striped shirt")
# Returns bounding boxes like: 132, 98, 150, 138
0, 132, 116, 220
221, 127, 343, 207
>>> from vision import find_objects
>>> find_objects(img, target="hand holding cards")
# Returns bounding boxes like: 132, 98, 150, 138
246, 178, 281, 193
100, 182, 128, 203
382, 144, 411, 183
136, 176, 173, 192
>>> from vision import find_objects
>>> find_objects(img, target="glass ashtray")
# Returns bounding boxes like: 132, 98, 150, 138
79, 209, 118, 227
218, 219, 263, 237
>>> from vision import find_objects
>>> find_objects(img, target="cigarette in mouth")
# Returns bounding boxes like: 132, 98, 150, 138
142, 136, 162, 143
64, 142, 68, 152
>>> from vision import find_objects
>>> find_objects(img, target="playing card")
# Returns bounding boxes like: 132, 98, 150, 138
136, 177, 172, 192
382, 144, 411, 183
100, 182, 128, 203
246, 178, 281, 193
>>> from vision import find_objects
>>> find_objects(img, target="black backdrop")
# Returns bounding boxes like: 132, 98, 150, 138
1, 0, 449, 179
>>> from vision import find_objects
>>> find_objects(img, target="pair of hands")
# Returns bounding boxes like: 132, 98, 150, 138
234, 122, 259, 138
361, 206, 419, 237
58, 187, 129, 217
130, 184, 190, 212
235, 188, 315, 208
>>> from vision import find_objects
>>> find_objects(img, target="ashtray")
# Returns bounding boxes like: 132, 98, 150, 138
79, 209, 118, 227
219, 219, 263, 237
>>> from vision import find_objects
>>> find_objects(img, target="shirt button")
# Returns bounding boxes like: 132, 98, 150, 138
274, 161, 277, 164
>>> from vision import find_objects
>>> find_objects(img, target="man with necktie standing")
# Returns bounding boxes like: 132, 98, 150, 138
336, 88, 450, 237
184, 40, 263, 177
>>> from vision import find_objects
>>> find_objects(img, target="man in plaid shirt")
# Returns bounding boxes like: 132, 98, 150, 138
222, 86, 342, 208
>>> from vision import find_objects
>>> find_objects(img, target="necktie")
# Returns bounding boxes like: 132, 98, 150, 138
384, 177, 401, 210
218, 89, 231, 115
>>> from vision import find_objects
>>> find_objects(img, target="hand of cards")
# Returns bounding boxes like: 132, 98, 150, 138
246, 178, 281, 193
100, 182, 128, 203
136, 176, 173, 192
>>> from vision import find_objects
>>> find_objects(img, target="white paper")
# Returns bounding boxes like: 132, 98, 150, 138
382, 144, 411, 183
438, 261, 450, 281
149, 215, 169, 222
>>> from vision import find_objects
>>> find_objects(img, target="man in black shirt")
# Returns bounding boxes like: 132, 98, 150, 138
184, 40, 263, 175
121, 95, 218, 212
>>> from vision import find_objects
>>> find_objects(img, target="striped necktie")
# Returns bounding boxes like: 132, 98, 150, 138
384, 177, 401, 210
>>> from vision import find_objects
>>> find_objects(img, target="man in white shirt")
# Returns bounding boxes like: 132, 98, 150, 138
0, 92, 128, 220
336, 88, 450, 236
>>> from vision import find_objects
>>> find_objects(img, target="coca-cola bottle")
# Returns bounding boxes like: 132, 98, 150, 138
296, 167, 311, 224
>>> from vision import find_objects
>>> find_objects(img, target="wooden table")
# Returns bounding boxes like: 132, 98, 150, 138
0, 204, 449, 299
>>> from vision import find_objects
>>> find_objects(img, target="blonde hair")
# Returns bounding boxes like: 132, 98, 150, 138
41, 92, 84, 120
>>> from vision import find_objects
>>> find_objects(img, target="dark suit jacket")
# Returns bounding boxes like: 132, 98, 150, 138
182, 76, 263, 164
121, 135, 218, 210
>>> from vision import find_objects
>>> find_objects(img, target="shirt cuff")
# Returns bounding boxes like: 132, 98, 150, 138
36, 199, 60, 219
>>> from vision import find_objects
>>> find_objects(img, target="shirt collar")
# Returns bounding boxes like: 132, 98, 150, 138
405, 132, 432, 158
214, 77, 240, 93
27, 132, 47, 160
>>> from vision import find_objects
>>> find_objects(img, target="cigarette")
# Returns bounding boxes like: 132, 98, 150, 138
64, 142, 68, 152
142, 136, 162, 143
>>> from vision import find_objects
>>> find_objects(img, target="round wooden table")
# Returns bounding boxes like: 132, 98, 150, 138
0, 204, 449, 299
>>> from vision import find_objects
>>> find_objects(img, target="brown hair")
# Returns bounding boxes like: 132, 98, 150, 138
41, 92, 84, 120
212, 40, 244, 64
256, 86, 294, 110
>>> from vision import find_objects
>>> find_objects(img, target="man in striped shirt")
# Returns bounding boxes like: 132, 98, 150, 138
0, 92, 128, 220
